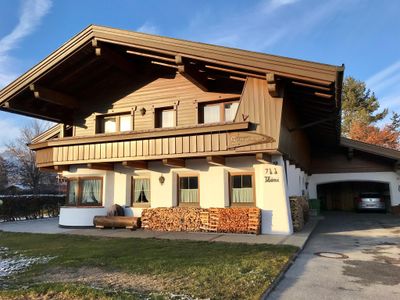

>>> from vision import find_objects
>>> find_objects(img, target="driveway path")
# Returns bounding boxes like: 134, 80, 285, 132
268, 212, 400, 300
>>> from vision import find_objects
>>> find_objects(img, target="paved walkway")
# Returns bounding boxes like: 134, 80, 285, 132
0, 217, 319, 247
267, 212, 400, 300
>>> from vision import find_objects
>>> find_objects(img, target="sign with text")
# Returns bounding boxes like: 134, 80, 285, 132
227, 132, 275, 149
264, 167, 280, 183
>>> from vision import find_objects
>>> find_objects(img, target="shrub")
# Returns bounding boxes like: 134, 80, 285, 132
0, 194, 65, 222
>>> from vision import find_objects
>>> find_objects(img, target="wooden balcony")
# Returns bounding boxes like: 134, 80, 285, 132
34, 121, 278, 169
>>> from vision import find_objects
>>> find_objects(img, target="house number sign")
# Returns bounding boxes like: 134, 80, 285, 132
264, 167, 279, 183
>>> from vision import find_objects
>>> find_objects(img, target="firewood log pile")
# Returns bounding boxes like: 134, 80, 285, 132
141, 207, 208, 232
141, 207, 261, 234
289, 196, 309, 232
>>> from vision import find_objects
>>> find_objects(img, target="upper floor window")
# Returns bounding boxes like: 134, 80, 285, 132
155, 107, 175, 128
198, 100, 239, 124
97, 113, 133, 134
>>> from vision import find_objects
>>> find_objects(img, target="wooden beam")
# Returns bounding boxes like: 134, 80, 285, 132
206, 156, 225, 166
54, 165, 70, 172
265, 73, 278, 97
29, 84, 79, 109
256, 153, 272, 163
205, 65, 265, 79
92, 40, 136, 75
122, 161, 148, 169
39, 167, 58, 173
162, 158, 185, 168
87, 163, 114, 171
126, 50, 175, 62
291, 81, 332, 92
151, 61, 178, 69
176, 55, 208, 91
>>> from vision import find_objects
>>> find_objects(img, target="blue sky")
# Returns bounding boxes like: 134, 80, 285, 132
0, 0, 399, 150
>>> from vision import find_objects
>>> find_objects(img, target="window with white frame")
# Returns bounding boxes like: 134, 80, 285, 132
97, 113, 133, 134
155, 107, 175, 128
199, 100, 239, 124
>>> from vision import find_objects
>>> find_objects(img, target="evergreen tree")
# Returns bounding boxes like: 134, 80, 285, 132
341, 76, 388, 135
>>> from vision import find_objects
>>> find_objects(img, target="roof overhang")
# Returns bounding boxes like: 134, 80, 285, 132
340, 137, 400, 161
0, 25, 344, 130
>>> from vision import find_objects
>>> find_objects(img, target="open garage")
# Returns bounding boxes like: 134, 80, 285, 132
308, 138, 400, 213
317, 181, 390, 211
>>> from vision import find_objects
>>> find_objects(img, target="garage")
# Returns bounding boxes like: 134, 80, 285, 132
317, 181, 390, 211
308, 138, 400, 213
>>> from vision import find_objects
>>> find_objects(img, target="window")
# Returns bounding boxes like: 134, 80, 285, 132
230, 173, 254, 206
155, 107, 175, 128
131, 177, 150, 206
178, 175, 199, 206
199, 100, 239, 124
66, 177, 103, 207
97, 113, 133, 134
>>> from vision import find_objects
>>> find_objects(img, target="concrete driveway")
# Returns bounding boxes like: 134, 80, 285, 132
268, 212, 400, 300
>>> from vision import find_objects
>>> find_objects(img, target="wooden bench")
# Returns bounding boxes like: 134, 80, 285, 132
93, 216, 141, 230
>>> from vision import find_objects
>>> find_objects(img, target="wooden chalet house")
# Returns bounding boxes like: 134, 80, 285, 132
1, 25, 399, 234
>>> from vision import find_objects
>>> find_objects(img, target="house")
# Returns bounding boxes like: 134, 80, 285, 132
0, 25, 399, 234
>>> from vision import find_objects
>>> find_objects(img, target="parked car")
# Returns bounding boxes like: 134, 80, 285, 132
355, 192, 386, 211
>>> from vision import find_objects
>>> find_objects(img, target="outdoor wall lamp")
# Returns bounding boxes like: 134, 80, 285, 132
140, 107, 146, 116
159, 175, 165, 185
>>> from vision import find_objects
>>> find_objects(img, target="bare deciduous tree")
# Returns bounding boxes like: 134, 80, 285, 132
6, 120, 57, 194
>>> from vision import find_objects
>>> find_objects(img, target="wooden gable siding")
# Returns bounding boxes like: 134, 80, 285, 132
234, 77, 282, 151
279, 94, 311, 171
74, 73, 241, 137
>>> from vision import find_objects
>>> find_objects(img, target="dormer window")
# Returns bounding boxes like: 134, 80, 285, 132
198, 100, 239, 124
97, 113, 133, 134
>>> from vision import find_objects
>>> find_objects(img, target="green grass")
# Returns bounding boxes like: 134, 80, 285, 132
0, 232, 297, 300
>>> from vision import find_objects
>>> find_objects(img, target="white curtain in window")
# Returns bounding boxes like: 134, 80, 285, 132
120, 115, 132, 132
81, 179, 101, 204
161, 110, 174, 128
203, 105, 220, 123
67, 181, 78, 205
104, 118, 116, 133
134, 178, 150, 203
180, 189, 198, 203
224, 102, 239, 122
232, 187, 253, 203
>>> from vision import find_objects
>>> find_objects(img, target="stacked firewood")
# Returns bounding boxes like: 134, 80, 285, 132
141, 207, 207, 232
289, 196, 309, 232
142, 207, 261, 234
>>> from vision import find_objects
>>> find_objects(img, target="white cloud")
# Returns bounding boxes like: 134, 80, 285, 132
261, 0, 299, 12
366, 60, 400, 93
184, 0, 346, 52
136, 22, 160, 35
0, 0, 52, 88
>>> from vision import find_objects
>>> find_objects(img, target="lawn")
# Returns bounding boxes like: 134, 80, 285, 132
0, 231, 297, 300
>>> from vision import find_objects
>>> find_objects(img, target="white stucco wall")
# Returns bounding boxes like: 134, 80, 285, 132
308, 172, 400, 206
286, 161, 307, 197
59, 156, 293, 234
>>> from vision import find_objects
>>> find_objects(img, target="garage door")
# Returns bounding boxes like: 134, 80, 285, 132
317, 181, 390, 211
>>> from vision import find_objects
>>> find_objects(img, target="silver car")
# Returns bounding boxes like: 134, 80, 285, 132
356, 192, 385, 211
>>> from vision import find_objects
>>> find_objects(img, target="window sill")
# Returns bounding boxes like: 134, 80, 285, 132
178, 203, 200, 207
230, 203, 255, 207
131, 203, 150, 208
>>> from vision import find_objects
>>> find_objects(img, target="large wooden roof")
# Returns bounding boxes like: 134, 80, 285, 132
0, 25, 344, 141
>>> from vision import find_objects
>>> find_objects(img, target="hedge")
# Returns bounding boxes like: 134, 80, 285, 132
0, 194, 65, 222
